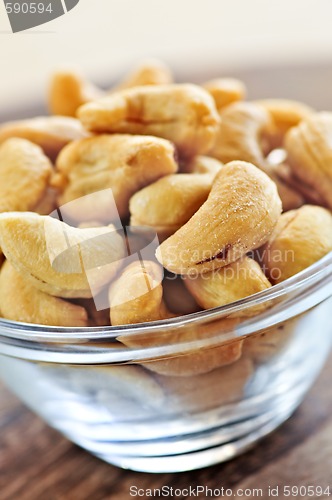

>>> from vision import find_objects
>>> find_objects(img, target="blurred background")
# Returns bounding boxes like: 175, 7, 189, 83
1, 0, 332, 116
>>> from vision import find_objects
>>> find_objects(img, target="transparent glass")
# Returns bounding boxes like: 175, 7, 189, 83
0, 253, 331, 473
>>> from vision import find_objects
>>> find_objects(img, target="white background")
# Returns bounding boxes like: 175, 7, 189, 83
1, 0, 332, 112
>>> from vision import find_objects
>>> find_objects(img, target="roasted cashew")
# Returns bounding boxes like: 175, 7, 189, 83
78, 84, 220, 157
0, 261, 88, 327
203, 78, 246, 110
262, 205, 332, 284
110, 260, 242, 376
49, 60, 172, 118
0, 116, 89, 161
129, 173, 214, 241
54, 134, 178, 221
0, 138, 52, 213
156, 161, 282, 276
114, 59, 173, 90
184, 256, 271, 317
276, 162, 324, 206
209, 101, 304, 211
182, 155, 223, 175
209, 101, 272, 167
61, 364, 166, 419
48, 70, 104, 117
0, 212, 125, 298
285, 112, 332, 209
255, 99, 314, 149
155, 357, 253, 412
109, 260, 168, 325
133, 319, 243, 377
243, 317, 299, 363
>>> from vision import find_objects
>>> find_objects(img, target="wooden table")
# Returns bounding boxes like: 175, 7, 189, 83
0, 352, 331, 500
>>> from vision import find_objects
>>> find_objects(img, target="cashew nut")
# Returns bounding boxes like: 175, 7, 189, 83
0, 116, 89, 161
129, 173, 214, 241
110, 260, 242, 376
203, 77, 246, 110
182, 155, 223, 175
243, 317, 299, 363
78, 84, 220, 157
262, 205, 332, 284
109, 260, 168, 325
114, 59, 173, 90
53, 134, 178, 222
255, 98, 314, 149
42, 364, 166, 418
0, 261, 88, 327
138, 319, 243, 377
285, 112, 332, 209
209, 101, 272, 167
0, 212, 125, 298
48, 70, 104, 117
0, 138, 52, 213
155, 357, 253, 412
184, 256, 271, 317
209, 101, 304, 211
156, 161, 282, 275
49, 60, 173, 118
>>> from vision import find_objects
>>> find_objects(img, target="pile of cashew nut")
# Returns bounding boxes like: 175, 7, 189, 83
0, 59, 331, 378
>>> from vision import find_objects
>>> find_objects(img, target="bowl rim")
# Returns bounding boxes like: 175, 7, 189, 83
0, 251, 331, 344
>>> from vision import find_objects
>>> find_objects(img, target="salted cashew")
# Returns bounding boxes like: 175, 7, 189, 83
262, 205, 332, 284
156, 161, 282, 276
114, 59, 173, 90
243, 317, 299, 363
129, 173, 214, 241
0, 138, 52, 213
202, 78, 246, 110
69, 364, 167, 417
285, 112, 332, 209
109, 260, 168, 325
54, 134, 178, 222
209, 101, 272, 167
182, 155, 223, 175
48, 70, 104, 117
0, 116, 89, 162
49, 60, 172, 118
255, 99, 314, 149
0, 261, 88, 327
110, 260, 242, 376
268, 174, 304, 212
155, 357, 253, 412
208, 101, 304, 211
137, 319, 243, 377
276, 162, 324, 206
78, 84, 220, 157
0, 212, 126, 298
184, 256, 271, 318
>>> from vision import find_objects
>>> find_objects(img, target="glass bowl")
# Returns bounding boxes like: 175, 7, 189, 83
0, 252, 331, 473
